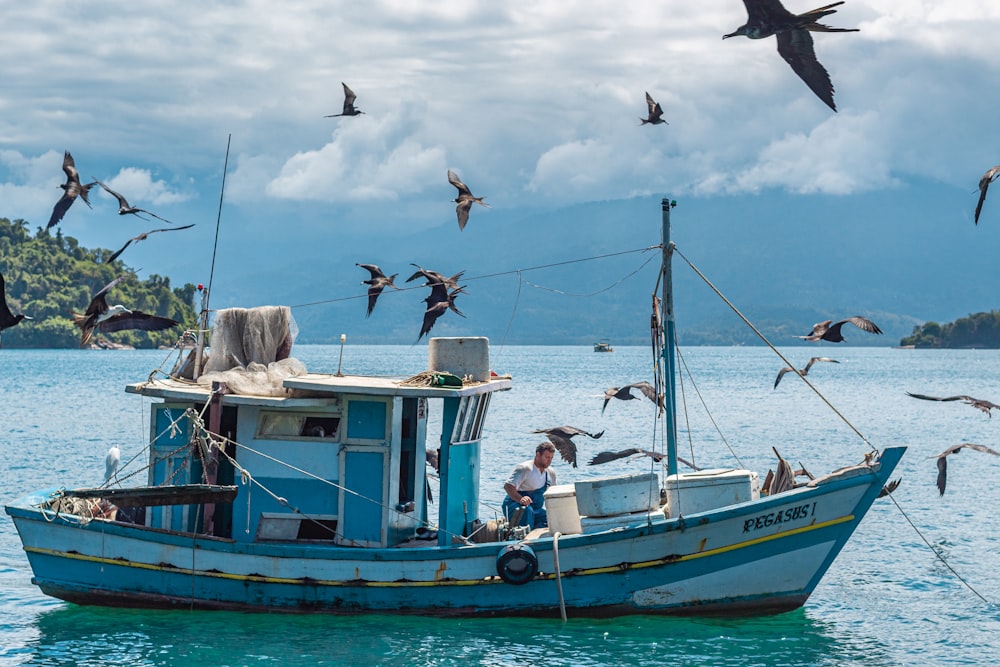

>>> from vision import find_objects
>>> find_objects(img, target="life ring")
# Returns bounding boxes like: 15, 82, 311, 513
496, 544, 538, 585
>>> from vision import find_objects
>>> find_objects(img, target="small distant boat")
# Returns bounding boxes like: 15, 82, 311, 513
5, 199, 903, 617
593, 340, 614, 352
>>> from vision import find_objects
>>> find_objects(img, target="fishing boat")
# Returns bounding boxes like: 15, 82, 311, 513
5, 199, 904, 617
593, 340, 614, 352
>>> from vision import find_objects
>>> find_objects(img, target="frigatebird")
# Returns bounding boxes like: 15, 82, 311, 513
406, 264, 465, 290
641, 92, 668, 125
105, 224, 195, 264
774, 356, 839, 388
1, 272, 32, 347
906, 392, 1000, 417
95, 180, 175, 224
602, 381, 664, 415
357, 263, 401, 318
930, 443, 1000, 496
975, 165, 1000, 224
324, 82, 364, 117
588, 448, 701, 471
418, 283, 466, 340
531, 426, 605, 468
48, 151, 96, 229
447, 169, 490, 231
72, 276, 179, 347
723, 0, 859, 111
796, 316, 882, 343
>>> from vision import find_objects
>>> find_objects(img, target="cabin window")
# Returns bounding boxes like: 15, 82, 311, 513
256, 513, 338, 541
256, 412, 341, 440
452, 394, 492, 444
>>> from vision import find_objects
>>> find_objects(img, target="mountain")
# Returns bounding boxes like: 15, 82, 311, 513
204, 178, 997, 346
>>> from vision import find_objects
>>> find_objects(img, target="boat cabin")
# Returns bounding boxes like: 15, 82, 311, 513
126, 335, 511, 549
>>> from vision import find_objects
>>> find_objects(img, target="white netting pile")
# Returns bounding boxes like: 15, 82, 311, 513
197, 306, 307, 396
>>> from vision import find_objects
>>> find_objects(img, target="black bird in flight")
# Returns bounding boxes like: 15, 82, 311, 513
640, 92, 668, 125
602, 381, 664, 415
774, 356, 839, 388
723, 0, 859, 111
72, 276, 179, 347
48, 151, 97, 229
796, 316, 882, 343
906, 392, 1000, 417
325, 82, 364, 117
930, 443, 1000, 496
95, 180, 175, 224
418, 282, 466, 340
406, 264, 465, 290
447, 169, 490, 231
357, 263, 401, 318
532, 426, 605, 468
1, 272, 32, 347
589, 448, 700, 471
975, 165, 1000, 225
105, 224, 195, 264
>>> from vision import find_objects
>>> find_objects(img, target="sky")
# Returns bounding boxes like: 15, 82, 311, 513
2, 1, 1000, 317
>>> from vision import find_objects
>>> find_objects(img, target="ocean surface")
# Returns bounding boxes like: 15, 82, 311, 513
2, 344, 999, 666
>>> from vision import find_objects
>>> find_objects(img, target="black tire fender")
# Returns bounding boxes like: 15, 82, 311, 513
496, 543, 538, 585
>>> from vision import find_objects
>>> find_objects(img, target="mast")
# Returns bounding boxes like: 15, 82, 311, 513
661, 198, 678, 476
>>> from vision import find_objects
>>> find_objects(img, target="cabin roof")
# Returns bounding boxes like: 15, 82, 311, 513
126, 372, 511, 406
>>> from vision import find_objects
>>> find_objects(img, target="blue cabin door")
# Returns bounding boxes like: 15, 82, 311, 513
339, 448, 387, 547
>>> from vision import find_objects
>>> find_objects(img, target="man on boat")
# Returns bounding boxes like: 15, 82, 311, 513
502, 441, 557, 530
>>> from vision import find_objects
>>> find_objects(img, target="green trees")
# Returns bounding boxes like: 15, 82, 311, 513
900, 312, 1000, 348
0, 217, 197, 349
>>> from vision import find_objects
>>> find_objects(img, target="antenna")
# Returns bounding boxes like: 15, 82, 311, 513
194, 134, 232, 380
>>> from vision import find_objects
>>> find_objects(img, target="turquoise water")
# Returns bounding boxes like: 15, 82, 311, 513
2, 345, 1000, 665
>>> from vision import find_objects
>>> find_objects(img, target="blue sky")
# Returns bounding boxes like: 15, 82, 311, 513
2, 2, 999, 297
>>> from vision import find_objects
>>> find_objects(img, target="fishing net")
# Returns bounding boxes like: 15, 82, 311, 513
197, 306, 306, 396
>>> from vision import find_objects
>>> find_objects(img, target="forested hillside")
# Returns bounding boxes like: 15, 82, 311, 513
0, 217, 197, 348
900, 311, 1000, 349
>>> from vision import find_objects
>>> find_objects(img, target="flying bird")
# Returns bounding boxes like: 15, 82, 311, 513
640, 92, 668, 125
602, 381, 664, 415
1, 272, 32, 347
723, 0, 859, 111
418, 283, 466, 340
589, 448, 700, 471
47, 151, 97, 229
95, 180, 175, 224
105, 224, 195, 264
72, 276, 179, 347
531, 426, 605, 468
905, 392, 1000, 417
796, 316, 882, 343
406, 264, 465, 290
357, 263, 401, 318
974, 165, 1000, 224
774, 356, 839, 388
325, 82, 364, 117
930, 443, 1000, 496
447, 169, 490, 231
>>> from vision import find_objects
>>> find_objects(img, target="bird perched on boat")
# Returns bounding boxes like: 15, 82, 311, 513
974, 165, 1000, 225
602, 381, 664, 415
324, 82, 364, 117
72, 276, 180, 347
640, 92, 668, 125
418, 283, 466, 340
773, 356, 839, 388
796, 316, 882, 343
589, 448, 700, 471
105, 446, 121, 484
723, 0, 859, 111
531, 426, 605, 468
95, 180, 175, 224
47, 151, 97, 229
447, 169, 490, 231
1, 272, 32, 347
105, 224, 195, 264
357, 263, 401, 318
930, 443, 1000, 496
905, 392, 1000, 417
